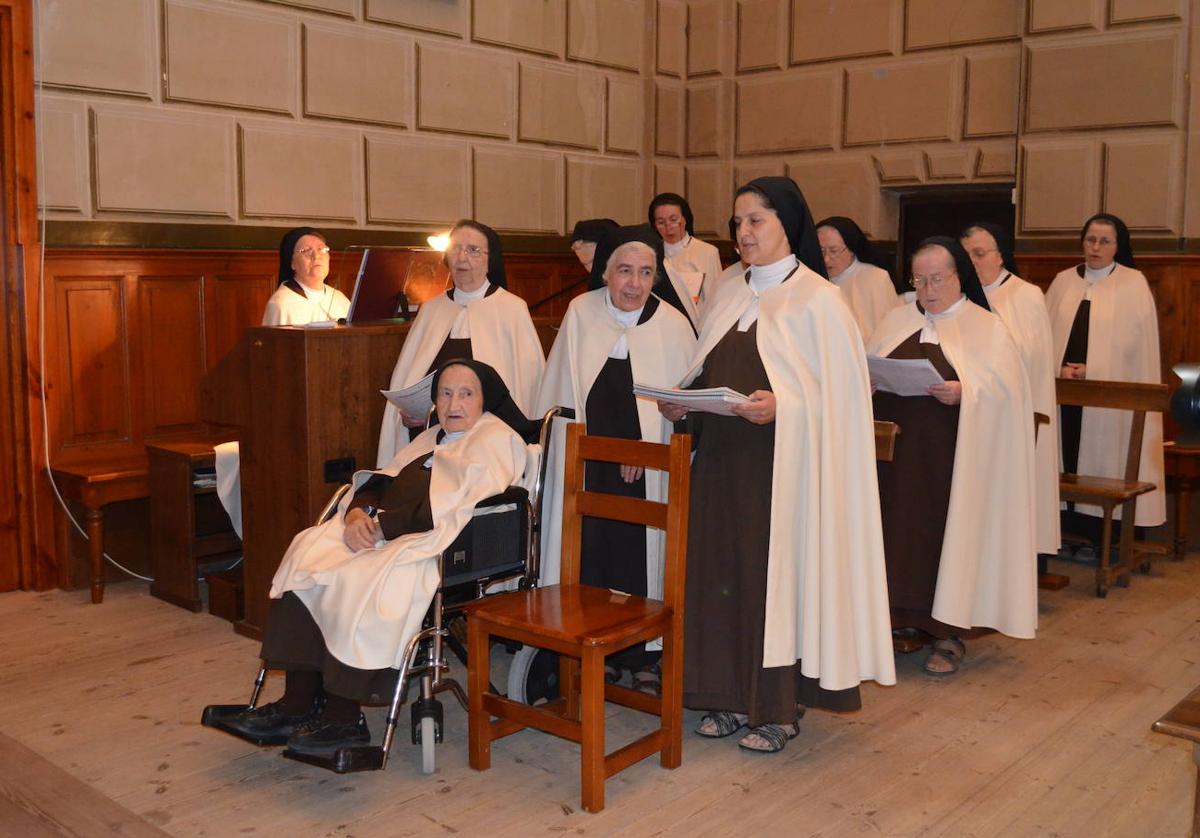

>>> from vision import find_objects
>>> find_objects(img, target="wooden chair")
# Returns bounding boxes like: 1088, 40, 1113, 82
465, 423, 691, 813
1056, 378, 1170, 597
1152, 682, 1200, 836
874, 420, 899, 462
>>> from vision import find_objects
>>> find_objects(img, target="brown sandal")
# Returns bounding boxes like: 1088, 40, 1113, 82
923, 636, 965, 675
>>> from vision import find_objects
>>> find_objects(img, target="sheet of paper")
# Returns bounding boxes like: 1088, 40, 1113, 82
867, 356, 946, 397
632, 383, 752, 417
381, 371, 436, 420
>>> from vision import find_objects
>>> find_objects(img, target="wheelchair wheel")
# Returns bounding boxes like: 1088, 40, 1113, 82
506, 645, 561, 704
420, 716, 436, 774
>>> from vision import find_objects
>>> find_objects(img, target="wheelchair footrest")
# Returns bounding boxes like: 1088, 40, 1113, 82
201, 704, 290, 747
281, 744, 386, 773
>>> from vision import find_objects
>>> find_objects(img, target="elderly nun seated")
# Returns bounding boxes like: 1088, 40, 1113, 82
219, 360, 532, 755
866, 237, 1038, 676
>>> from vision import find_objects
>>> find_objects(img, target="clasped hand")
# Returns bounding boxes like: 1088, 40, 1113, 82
343, 508, 382, 552
657, 390, 776, 426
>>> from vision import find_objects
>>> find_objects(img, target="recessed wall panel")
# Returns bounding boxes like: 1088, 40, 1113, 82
1104, 137, 1180, 232
1026, 0, 1098, 33
1019, 140, 1100, 232
906, 0, 1021, 49
790, 0, 892, 65
367, 0, 467, 36
688, 0, 725, 77
785, 155, 879, 234
657, 0, 686, 76
417, 44, 515, 139
738, 0, 786, 72
240, 123, 360, 221
685, 163, 730, 237
1109, 0, 1180, 25
519, 62, 605, 149
607, 76, 645, 154
473, 147, 564, 234
656, 82, 685, 157
965, 49, 1020, 137
687, 81, 725, 157
304, 24, 412, 126
844, 58, 958, 146
40, 0, 153, 97
567, 0, 644, 71
366, 137, 471, 225
37, 97, 88, 213
567, 158, 642, 227
473, 0, 565, 56
736, 71, 836, 154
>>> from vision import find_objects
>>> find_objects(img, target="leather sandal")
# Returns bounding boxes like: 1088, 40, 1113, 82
695, 711, 748, 738
737, 717, 801, 754
923, 636, 965, 675
632, 662, 661, 697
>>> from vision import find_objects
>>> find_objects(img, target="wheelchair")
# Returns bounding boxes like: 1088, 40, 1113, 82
202, 406, 572, 774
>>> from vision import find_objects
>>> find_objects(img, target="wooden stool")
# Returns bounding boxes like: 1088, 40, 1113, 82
1165, 441, 1200, 562
1152, 683, 1200, 836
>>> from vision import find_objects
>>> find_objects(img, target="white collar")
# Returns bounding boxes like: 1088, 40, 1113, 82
664, 235, 691, 257
603, 289, 643, 359
981, 270, 1010, 293
828, 257, 859, 286
299, 283, 326, 301
1084, 264, 1116, 283
747, 254, 799, 295
453, 280, 490, 302
919, 295, 967, 344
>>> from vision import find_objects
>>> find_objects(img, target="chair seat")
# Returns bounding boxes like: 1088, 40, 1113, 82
1060, 473, 1157, 505
466, 584, 669, 648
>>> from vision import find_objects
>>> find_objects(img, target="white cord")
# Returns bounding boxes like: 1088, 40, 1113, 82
31, 0, 152, 584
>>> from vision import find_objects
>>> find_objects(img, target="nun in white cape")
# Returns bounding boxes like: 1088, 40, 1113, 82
867, 237, 1038, 652
536, 226, 697, 612
662, 177, 894, 751
376, 220, 545, 467
1045, 213, 1165, 527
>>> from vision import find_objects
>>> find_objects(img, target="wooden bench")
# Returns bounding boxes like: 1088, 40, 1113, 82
1056, 378, 1170, 598
49, 456, 150, 604
1152, 683, 1200, 836
1165, 441, 1200, 562
874, 420, 899, 462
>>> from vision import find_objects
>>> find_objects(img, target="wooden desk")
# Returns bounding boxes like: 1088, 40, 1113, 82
1166, 441, 1200, 562
147, 438, 241, 612
1153, 683, 1200, 836
49, 458, 150, 603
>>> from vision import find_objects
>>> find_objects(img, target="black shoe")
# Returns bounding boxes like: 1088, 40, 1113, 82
286, 714, 371, 755
222, 702, 314, 744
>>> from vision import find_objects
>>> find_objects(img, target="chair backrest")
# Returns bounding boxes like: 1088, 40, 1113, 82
874, 420, 900, 462
559, 423, 691, 612
1055, 378, 1170, 482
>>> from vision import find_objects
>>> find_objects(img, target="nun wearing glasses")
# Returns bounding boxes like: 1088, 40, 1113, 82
262, 227, 351, 326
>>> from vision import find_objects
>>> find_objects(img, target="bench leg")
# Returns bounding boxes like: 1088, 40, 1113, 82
1175, 477, 1191, 562
1192, 743, 1200, 838
86, 508, 105, 604
1096, 512, 1114, 598
467, 619, 491, 771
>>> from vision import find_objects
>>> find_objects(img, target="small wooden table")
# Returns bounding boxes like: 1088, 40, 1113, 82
50, 457, 150, 604
1166, 441, 1200, 562
147, 438, 241, 612
1153, 683, 1200, 836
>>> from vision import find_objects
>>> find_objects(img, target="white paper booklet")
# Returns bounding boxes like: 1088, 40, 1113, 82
632, 383, 752, 417
381, 371, 436, 420
867, 356, 945, 397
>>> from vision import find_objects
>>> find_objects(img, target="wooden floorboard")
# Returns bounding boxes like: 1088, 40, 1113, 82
0, 546, 1197, 837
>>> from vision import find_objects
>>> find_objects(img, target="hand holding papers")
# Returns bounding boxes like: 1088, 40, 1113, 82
867, 356, 946, 397
381, 371, 435, 422
634, 383, 752, 417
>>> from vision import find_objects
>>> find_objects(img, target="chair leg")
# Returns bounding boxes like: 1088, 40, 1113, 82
560, 655, 581, 721
579, 647, 606, 813
467, 618, 491, 771
659, 629, 682, 769
1096, 512, 1114, 597
1117, 499, 1137, 585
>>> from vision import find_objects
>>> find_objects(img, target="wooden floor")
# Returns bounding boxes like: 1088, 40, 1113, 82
1, 550, 1197, 837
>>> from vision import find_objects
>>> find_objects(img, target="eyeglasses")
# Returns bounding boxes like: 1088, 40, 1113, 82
1083, 236, 1115, 247
966, 248, 997, 259
298, 246, 330, 259
819, 246, 847, 257
909, 272, 956, 289
448, 244, 488, 258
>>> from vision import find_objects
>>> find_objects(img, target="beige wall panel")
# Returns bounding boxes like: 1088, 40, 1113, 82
37, 97, 88, 213
790, 0, 893, 65
417, 44, 514, 139
658, 0, 687, 76
567, 158, 643, 227
906, 0, 1021, 49
473, 0, 565, 56
240, 123, 359, 221
655, 163, 686, 195
1104, 136, 1180, 232
567, 0, 645, 71
976, 141, 1017, 177
737, 0, 786, 72
93, 108, 234, 217
607, 76, 644, 154
261, 0, 355, 15
736, 71, 837, 154
656, 82, 686, 157
366, 0, 467, 37
685, 163, 730, 237
872, 151, 924, 183
1025, 35, 1180, 132
1019, 140, 1100, 232
925, 149, 975, 180
519, 62, 604, 149
1026, 0, 1099, 33
304, 24, 411, 126
474, 147, 564, 234
735, 160, 785, 187
41, 0, 152, 97
165, 2, 296, 115
965, 49, 1019, 137
687, 81, 726, 157
785, 154, 879, 234
366, 136, 471, 226
844, 58, 958, 146
1110, 0, 1180, 25
688, 0, 726, 77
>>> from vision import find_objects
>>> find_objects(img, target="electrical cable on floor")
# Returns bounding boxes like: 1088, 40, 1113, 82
32, 0, 152, 585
